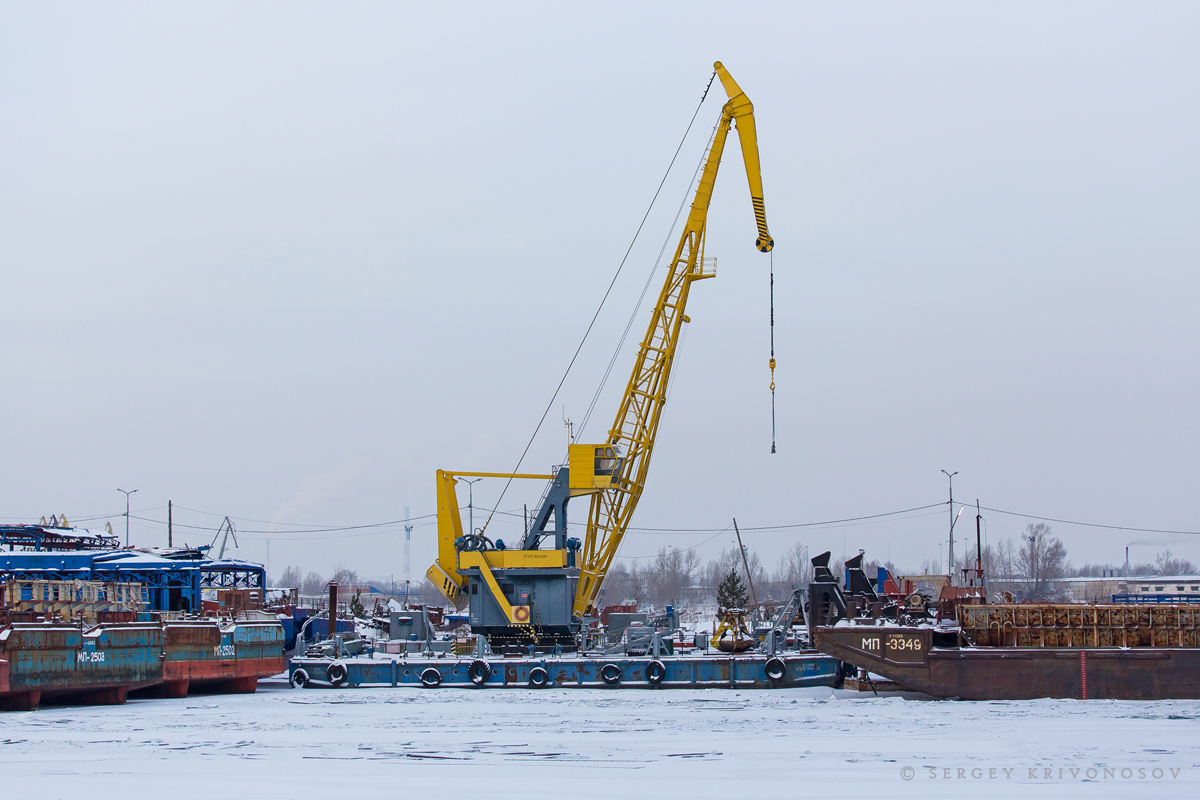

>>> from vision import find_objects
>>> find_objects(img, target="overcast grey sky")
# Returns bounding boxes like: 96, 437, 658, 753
2, 2, 1197, 583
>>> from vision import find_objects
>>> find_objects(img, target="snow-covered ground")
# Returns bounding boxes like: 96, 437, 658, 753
3, 680, 1197, 798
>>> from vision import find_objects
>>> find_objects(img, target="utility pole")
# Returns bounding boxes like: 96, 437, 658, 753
117, 488, 138, 548
404, 505, 412, 593
732, 518, 758, 612
975, 499, 983, 589
941, 471, 958, 584
1028, 531, 1040, 596
168, 500, 173, 548
463, 479, 481, 536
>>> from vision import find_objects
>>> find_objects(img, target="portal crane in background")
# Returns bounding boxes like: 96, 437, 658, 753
427, 62, 773, 649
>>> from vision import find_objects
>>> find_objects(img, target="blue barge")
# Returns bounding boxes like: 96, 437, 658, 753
288, 651, 839, 690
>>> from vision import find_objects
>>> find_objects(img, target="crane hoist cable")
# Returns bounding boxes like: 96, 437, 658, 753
770, 249, 776, 454
475, 70, 718, 538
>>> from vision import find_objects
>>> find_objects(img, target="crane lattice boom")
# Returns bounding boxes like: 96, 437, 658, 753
573, 61, 773, 616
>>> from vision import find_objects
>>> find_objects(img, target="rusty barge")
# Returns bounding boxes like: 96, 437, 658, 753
814, 606, 1200, 700
1, 616, 286, 710
0, 578, 286, 711
808, 551, 1200, 701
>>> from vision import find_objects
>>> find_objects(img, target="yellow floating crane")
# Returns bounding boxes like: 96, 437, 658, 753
427, 62, 773, 649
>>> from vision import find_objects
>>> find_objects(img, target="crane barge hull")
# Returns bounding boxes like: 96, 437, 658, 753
287, 652, 839, 690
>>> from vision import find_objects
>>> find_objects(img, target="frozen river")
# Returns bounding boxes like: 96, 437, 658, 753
3, 679, 1197, 798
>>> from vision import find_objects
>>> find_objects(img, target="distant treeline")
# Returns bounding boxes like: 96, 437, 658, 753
270, 523, 1198, 609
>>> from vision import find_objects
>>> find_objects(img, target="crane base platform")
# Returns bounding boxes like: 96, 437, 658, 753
287, 651, 839, 690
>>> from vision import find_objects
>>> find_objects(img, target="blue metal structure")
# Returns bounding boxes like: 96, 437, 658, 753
1112, 593, 1200, 604
0, 551, 265, 612
198, 558, 267, 591
0, 524, 119, 551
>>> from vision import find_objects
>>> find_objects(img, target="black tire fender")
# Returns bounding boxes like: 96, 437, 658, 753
764, 657, 786, 681
326, 662, 347, 687
646, 660, 666, 686
528, 666, 549, 688
600, 662, 622, 686
468, 659, 491, 686
290, 668, 310, 688
420, 667, 442, 687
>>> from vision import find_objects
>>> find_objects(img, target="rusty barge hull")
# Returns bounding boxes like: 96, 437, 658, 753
814, 625, 1200, 700
130, 619, 287, 698
1, 618, 285, 710
0, 622, 163, 710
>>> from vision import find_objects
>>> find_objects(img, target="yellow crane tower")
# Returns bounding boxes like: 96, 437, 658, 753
427, 62, 773, 650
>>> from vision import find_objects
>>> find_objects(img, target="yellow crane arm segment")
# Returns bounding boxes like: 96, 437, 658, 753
427, 469, 557, 610
714, 61, 773, 254
572, 62, 772, 617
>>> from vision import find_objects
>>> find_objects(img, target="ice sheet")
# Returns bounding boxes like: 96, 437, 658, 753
3, 680, 1197, 798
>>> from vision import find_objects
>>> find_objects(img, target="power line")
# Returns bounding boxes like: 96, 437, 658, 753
477, 73, 718, 536
1, 506, 167, 524
577, 119, 713, 439
126, 512, 436, 536
620, 502, 948, 534
977, 505, 1200, 537
168, 504, 407, 528
622, 524, 733, 559
17, 496, 1199, 545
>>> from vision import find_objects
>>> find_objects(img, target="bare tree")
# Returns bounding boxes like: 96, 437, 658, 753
772, 542, 812, 591
1018, 523, 1069, 599
596, 560, 646, 607
1155, 550, 1198, 576
993, 538, 1019, 580
300, 571, 325, 596
645, 546, 697, 608
329, 565, 359, 585
276, 565, 303, 588
918, 557, 943, 577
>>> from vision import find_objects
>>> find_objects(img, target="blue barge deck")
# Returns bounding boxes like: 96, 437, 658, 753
288, 651, 839, 690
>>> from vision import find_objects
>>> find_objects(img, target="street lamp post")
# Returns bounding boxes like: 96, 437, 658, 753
463, 478, 482, 536
117, 488, 138, 548
941, 470, 958, 584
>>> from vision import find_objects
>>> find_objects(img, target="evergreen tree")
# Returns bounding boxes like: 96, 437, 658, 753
349, 590, 367, 618
717, 568, 748, 611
